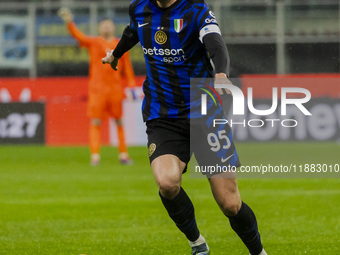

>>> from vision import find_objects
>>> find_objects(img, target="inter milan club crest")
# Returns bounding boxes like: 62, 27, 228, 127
174, 19, 183, 33
148, 143, 156, 156
155, 27, 167, 44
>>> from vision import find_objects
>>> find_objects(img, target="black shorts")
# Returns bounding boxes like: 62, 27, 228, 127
146, 114, 241, 175
146, 118, 191, 166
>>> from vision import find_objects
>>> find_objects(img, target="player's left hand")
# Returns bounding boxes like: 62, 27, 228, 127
214, 73, 232, 95
58, 7, 73, 23
102, 50, 119, 71
125, 88, 137, 101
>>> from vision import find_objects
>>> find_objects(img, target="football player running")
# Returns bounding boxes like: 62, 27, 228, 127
103, 0, 267, 254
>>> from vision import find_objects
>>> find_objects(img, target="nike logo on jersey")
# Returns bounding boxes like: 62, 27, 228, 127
138, 23, 149, 28
221, 154, 233, 163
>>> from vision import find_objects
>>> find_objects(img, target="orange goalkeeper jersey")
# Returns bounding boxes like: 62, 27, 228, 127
67, 22, 136, 101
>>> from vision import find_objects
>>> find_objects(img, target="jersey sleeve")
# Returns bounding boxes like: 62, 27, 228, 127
67, 22, 92, 47
118, 2, 137, 86
129, 15, 136, 33
112, 2, 140, 58
203, 33, 230, 75
196, 3, 222, 43
129, 1, 137, 32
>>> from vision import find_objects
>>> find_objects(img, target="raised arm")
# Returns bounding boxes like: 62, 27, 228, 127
58, 8, 92, 47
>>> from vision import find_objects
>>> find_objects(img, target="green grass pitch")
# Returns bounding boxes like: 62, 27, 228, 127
0, 143, 339, 255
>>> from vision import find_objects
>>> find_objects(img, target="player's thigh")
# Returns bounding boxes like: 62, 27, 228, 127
192, 111, 240, 177
146, 118, 190, 169
191, 111, 242, 215
146, 118, 190, 196
208, 177, 242, 216
108, 100, 123, 120
151, 154, 186, 191
87, 92, 107, 119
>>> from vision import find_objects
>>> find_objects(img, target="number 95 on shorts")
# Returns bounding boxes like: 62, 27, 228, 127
190, 112, 241, 177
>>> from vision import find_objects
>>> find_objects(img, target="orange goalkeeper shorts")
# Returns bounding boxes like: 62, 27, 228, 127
87, 87, 123, 120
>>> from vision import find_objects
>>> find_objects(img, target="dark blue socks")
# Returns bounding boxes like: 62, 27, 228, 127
228, 202, 263, 255
159, 187, 200, 242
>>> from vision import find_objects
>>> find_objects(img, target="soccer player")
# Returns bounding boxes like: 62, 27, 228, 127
103, 0, 267, 254
59, 8, 136, 165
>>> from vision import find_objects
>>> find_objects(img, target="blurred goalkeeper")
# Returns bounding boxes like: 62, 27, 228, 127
59, 8, 136, 166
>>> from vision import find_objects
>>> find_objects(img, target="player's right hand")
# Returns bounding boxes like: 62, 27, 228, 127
214, 73, 232, 95
102, 51, 119, 71
58, 7, 73, 23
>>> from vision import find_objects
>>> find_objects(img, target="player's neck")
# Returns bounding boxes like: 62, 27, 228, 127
156, 0, 177, 8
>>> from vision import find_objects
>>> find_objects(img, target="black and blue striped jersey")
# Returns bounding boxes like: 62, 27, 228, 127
129, 0, 222, 121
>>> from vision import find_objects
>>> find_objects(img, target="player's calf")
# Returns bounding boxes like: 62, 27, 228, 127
228, 202, 264, 255
161, 188, 210, 255
152, 155, 205, 250
209, 177, 264, 255
159, 187, 200, 242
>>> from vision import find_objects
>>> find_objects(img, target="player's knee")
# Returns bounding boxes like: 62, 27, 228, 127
91, 118, 102, 126
158, 179, 181, 199
219, 198, 241, 217
115, 119, 123, 126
